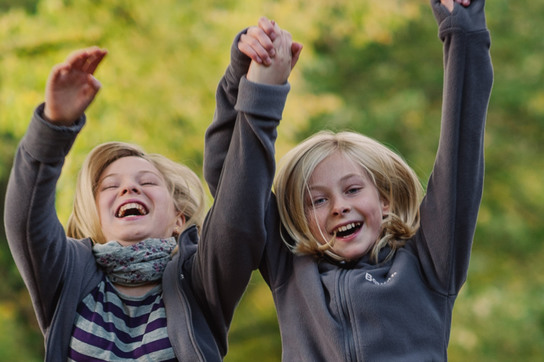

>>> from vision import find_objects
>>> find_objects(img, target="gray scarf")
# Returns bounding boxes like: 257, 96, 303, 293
93, 237, 177, 286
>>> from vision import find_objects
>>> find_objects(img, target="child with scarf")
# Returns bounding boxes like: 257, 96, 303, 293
4, 19, 301, 361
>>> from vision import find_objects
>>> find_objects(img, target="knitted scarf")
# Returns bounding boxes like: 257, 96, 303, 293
93, 237, 177, 286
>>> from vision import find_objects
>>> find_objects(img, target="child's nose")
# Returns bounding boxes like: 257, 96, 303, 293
332, 199, 351, 215
120, 183, 141, 195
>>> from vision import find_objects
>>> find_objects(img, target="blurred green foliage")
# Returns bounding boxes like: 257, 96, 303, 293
1, 0, 542, 360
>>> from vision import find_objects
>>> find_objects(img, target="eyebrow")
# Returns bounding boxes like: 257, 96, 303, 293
307, 173, 365, 191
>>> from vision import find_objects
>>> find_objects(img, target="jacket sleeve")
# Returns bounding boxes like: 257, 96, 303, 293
417, 0, 493, 294
203, 29, 251, 197
194, 51, 290, 352
3, 104, 86, 332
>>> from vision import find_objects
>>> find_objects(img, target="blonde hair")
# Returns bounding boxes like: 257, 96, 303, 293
66, 142, 205, 244
274, 131, 423, 263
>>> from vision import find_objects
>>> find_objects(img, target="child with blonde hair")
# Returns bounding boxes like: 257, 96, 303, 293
205, 0, 493, 360
4, 18, 301, 360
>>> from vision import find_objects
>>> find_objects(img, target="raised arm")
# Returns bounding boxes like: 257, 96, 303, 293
203, 18, 301, 196
4, 48, 106, 330
194, 21, 302, 355
417, 0, 493, 293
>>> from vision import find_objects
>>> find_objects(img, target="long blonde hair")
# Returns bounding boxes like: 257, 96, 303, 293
66, 142, 205, 244
274, 131, 423, 263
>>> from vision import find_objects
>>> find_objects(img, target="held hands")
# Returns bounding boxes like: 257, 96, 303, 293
44, 46, 107, 126
239, 17, 303, 85
434, 0, 484, 32
441, 0, 471, 12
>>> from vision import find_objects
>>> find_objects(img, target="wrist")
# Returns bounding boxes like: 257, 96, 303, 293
43, 104, 77, 127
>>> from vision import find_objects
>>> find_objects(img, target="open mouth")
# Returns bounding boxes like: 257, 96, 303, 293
333, 222, 362, 238
116, 202, 148, 218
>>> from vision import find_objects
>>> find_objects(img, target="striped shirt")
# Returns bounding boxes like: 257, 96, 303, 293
68, 276, 177, 361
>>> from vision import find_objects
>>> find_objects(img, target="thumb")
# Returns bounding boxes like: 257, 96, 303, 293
88, 74, 102, 92
291, 42, 303, 69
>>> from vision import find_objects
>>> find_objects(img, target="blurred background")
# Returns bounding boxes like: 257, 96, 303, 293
0, 0, 542, 360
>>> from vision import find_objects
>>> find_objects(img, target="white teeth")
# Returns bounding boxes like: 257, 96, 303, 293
117, 202, 147, 217
334, 222, 360, 234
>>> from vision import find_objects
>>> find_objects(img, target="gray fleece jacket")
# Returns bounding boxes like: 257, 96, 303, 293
204, 1, 493, 361
4, 54, 290, 360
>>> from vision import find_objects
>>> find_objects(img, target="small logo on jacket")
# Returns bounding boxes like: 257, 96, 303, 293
365, 271, 397, 285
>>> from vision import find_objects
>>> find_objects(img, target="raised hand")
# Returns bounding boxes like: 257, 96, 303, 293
441, 0, 471, 12
239, 17, 278, 66
44, 46, 107, 126
239, 17, 302, 85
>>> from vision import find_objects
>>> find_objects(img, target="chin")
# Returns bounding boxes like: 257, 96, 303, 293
337, 246, 372, 261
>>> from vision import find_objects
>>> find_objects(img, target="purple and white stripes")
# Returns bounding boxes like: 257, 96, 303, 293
68, 277, 176, 361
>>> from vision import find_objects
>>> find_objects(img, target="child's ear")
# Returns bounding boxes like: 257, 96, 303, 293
173, 214, 186, 236
381, 198, 390, 216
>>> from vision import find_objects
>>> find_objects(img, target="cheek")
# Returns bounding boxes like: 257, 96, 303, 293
369, 205, 386, 229
164, 197, 181, 223
95, 197, 105, 220
96, 193, 118, 225
306, 208, 327, 240
96, 194, 112, 214
305, 207, 316, 227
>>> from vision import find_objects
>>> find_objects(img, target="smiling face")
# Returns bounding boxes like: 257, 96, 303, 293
305, 151, 389, 261
95, 156, 184, 245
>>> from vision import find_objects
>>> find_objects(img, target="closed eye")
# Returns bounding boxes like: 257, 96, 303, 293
100, 184, 118, 191
140, 174, 162, 186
